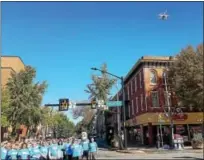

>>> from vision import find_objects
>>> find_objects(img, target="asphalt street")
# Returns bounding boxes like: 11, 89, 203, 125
97, 148, 204, 159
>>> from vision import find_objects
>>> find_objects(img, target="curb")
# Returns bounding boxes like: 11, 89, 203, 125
116, 150, 146, 154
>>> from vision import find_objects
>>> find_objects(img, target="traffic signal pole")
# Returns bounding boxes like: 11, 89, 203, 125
91, 67, 128, 150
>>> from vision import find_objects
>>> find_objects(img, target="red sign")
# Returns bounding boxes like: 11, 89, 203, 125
172, 113, 188, 121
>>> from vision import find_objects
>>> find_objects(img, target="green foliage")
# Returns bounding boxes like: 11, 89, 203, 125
168, 44, 203, 109
85, 63, 117, 101
5, 65, 48, 134
1, 89, 11, 127
52, 112, 75, 138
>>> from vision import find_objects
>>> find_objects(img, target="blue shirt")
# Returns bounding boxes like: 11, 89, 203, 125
89, 142, 97, 153
1, 147, 8, 160
81, 140, 89, 151
7, 149, 18, 160
40, 146, 48, 157
48, 144, 59, 157
31, 146, 41, 159
66, 144, 73, 155
72, 144, 82, 157
18, 149, 30, 160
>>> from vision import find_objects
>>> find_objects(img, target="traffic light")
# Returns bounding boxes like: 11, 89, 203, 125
59, 99, 69, 111
91, 100, 97, 109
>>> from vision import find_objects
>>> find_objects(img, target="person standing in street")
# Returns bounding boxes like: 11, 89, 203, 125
89, 138, 98, 160
80, 137, 89, 160
72, 139, 83, 160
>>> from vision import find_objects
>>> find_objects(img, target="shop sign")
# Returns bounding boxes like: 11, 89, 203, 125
172, 114, 188, 121
172, 107, 188, 121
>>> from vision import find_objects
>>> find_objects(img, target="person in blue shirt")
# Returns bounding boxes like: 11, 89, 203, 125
72, 139, 83, 160
30, 143, 42, 160
17, 143, 31, 160
1, 143, 8, 160
48, 140, 59, 160
39, 142, 48, 160
80, 138, 90, 160
57, 140, 64, 160
7, 143, 18, 160
89, 138, 98, 160
65, 139, 74, 160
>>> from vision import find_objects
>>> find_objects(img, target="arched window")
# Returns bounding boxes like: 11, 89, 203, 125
150, 70, 157, 84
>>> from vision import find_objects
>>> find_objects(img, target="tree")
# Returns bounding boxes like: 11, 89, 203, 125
168, 44, 203, 109
6, 66, 48, 136
1, 89, 10, 127
50, 112, 74, 138
84, 63, 116, 137
85, 63, 116, 101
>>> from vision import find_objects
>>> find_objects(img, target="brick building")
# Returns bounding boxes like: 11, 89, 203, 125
1, 56, 27, 139
110, 56, 203, 146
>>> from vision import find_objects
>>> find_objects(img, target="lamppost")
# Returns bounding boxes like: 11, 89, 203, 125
163, 72, 174, 148
91, 67, 127, 149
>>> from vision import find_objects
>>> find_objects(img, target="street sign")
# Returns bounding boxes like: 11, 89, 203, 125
106, 101, 122, 107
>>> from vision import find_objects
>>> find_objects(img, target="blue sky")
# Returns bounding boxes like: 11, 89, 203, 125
2, 2, 203, 123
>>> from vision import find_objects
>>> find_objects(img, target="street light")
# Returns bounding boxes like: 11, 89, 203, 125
91, 67, 127, 149
163, 72, 174, 148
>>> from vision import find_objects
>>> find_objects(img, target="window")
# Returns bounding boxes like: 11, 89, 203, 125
141, 94, 143, 111
129, 84, 131, 98
128, 104, 131, 118
151, 91, 159, 107
150, 70, 157, 84
162, 71, 167, 84
131, 80, 133, 95
139, 72, 142, 88
136, 97, 138, 113
127, 86, 129, 100
164, 91, 172, 107
131, 99, 134, 116
135, 76, 137, 91
145, 95, 148, 111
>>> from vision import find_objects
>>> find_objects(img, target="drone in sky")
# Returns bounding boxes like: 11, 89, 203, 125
158, 10, 169, 20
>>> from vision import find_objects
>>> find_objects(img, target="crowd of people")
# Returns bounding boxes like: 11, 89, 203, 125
1, 137, 98, 160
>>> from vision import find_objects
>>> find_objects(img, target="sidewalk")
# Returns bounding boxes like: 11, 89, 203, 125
116, 146, 203, 154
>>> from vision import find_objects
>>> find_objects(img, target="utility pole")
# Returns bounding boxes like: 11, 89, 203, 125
164, 72, 174, 148
91, 67, 127, 150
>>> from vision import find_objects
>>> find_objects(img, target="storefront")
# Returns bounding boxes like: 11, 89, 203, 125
125, 112, 203, 146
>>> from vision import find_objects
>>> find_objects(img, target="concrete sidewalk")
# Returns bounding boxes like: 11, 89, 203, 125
116, 146, 203, 154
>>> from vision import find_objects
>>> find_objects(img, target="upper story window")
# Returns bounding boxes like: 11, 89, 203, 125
150, 70, 157, 85
131, 99, 134, 116
135, 76, 137, 91
139, 72, 142, 88
130, 80, 133, 95
164, 91, 172, 107
141, 94, 143, 111
127, 86, 129, 100
151, 91, 159, 108
136, 97, 138, 113
162, 71, 168, 84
